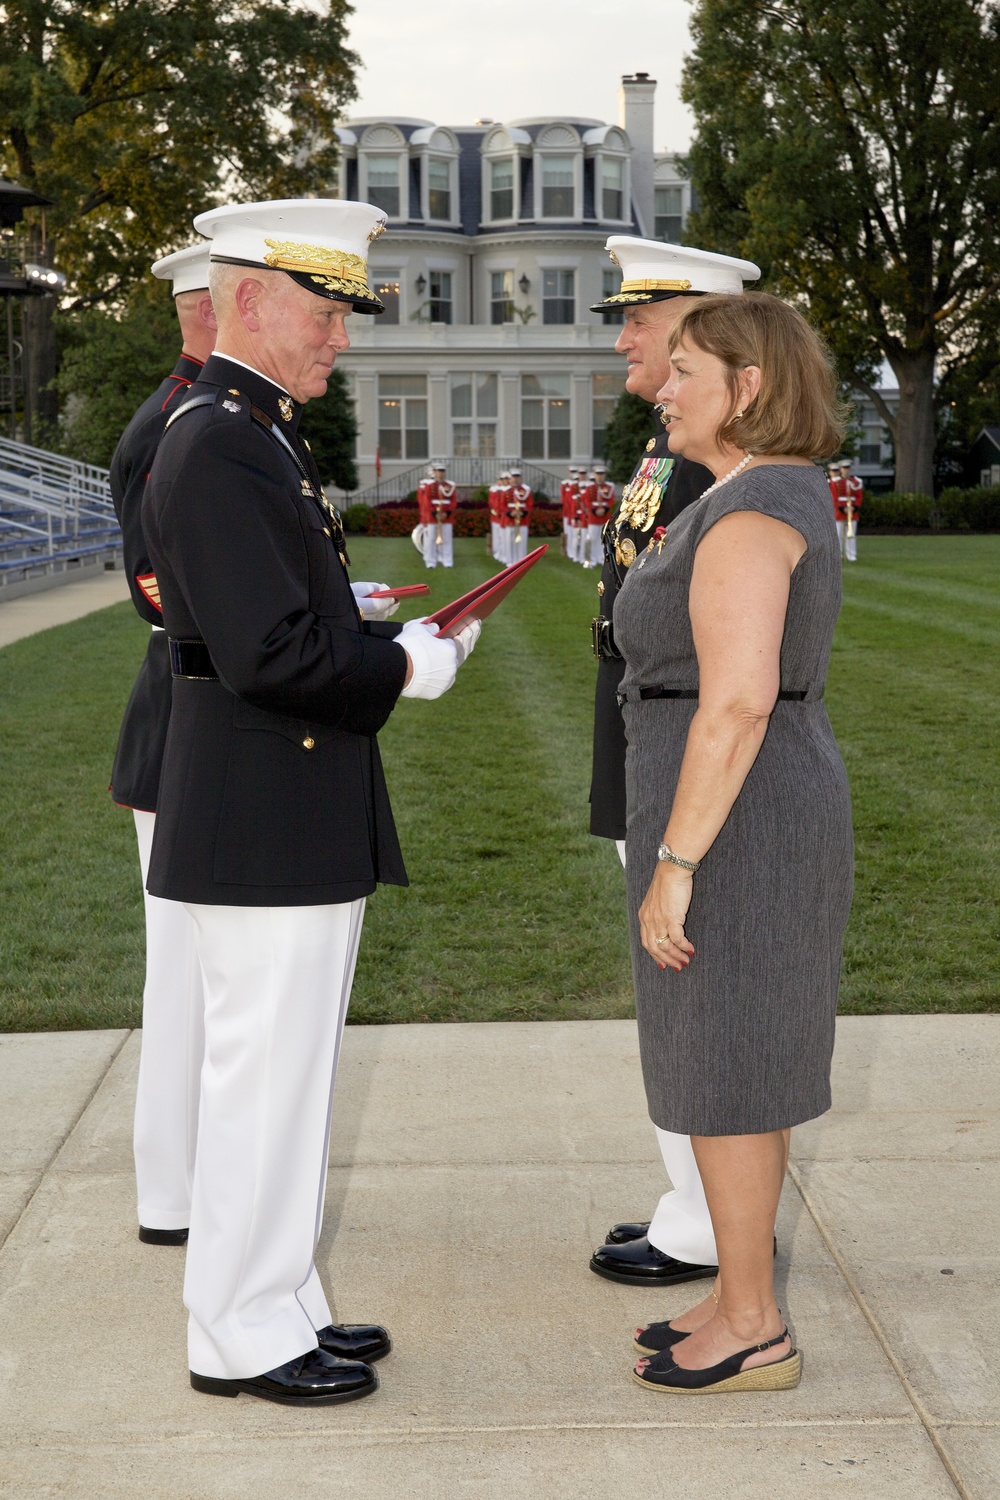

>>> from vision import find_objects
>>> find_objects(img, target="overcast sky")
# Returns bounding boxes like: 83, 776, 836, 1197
343, 0, 696, 151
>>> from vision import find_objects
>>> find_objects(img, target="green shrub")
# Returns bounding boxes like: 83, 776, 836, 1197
341, 503, 371, 534
863, 492, 935, 527
938, 485, 1000, 530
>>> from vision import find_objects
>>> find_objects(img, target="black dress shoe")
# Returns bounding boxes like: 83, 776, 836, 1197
606, 1221, 651, 1245
138, 1225, 189, 1246
590, 1236, 718, 1286
316, 1322, 391, 1363
190, 1348, 377, 1406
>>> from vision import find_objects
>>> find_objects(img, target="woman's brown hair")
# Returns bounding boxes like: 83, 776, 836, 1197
668, 292, 845, 459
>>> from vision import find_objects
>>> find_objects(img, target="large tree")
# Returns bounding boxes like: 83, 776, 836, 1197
0, 0, 358, 423
682, 0, 1000, 494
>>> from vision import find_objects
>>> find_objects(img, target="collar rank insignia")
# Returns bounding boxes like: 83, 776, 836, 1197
223, 399, 241, 414
278, 395, 294, 422
228, 388, 240, 396
645, 438, 656, 452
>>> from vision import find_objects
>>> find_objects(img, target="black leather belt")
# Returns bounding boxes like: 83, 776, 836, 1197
617, 685, 811, 706
169, 638, 218, 680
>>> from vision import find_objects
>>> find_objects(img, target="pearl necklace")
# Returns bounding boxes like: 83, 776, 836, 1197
699, 452, 754, 500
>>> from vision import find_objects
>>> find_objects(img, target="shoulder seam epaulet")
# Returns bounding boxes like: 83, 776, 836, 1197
163, 393, 217, 431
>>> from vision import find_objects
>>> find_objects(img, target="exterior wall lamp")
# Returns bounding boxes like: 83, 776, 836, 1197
415, 273, 427, 294
518, 274, 530, 294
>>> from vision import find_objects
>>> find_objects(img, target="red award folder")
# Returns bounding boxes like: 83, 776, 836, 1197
365, 584, 431, 599
425, 544, 548, 638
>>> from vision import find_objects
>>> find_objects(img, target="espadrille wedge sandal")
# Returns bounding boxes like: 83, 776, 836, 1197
632, 1328, 800, 1394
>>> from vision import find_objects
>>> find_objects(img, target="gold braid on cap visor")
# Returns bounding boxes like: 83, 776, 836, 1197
598, 277, 694, 305
263, 238, 373, 299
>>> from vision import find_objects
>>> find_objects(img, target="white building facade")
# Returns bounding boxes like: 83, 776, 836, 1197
333, 74, 691, 496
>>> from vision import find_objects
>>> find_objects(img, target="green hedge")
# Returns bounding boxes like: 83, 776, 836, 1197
340, 502, 563, 538
863, 485, 1000, 530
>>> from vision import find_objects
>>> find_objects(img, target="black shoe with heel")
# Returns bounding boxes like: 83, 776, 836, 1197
633, 1329, 801, 1394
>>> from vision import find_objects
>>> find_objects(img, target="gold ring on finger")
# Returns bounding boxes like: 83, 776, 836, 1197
654, 935, 671, 945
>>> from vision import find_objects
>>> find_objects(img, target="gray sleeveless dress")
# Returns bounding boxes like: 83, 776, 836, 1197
613, 464, 853, 1136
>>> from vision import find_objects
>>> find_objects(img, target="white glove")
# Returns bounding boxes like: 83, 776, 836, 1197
451, 617, 481, 666
352, 581, 399, 621
398, 618, 459, 700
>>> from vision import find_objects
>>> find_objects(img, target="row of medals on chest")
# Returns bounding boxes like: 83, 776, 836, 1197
609, 437, 672, 571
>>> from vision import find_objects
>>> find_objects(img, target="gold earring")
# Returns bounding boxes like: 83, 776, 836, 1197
735, 408, 744, 419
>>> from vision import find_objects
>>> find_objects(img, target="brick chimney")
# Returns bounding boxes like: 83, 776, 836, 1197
619, 72, 656, 238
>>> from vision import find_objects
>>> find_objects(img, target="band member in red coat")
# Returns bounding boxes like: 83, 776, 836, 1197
560, 465, 580, 558
418, 461, 457, 567
839, 460, 862, 562
494, 469, 513, 565
576, 469, 598, 567
507, 467, 534, 562
583, 464, 615, 568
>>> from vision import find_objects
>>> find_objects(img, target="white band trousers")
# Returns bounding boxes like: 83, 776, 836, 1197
181, 898, 365, 1379
132, 809, 205, 1231
509, 527, 530, 563
614, 837, 717, 1266
422, 522, 454, 568
836, 519, 857, 561
585, 524, 604, 568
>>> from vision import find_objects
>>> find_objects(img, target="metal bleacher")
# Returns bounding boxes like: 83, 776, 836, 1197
0, 436, 121, 592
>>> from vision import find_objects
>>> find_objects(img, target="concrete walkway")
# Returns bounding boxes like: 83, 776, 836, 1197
0, 1017, 996, 1498
0, 567, 131, 648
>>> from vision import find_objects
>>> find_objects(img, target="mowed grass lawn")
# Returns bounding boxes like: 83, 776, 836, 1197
0, 535, 996, 1032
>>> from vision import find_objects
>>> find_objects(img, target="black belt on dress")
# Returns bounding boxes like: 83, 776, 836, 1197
169, 638, 218, 680
617, 685, 811, 706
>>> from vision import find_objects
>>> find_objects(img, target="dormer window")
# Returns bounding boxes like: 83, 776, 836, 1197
427, 158, 451, 220
481, 124, 530, 227
540, 157, 575, 217
490, 159, 515, 220
602, 158, 624, 220
367, 155, 400, 218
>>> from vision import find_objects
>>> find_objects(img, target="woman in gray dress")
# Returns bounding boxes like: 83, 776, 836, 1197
613, 293, 852, 1394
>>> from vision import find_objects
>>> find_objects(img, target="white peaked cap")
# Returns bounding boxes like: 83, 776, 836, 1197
151, 244, 213, 296
193, 198, 389, 313
592, 236, 760, 310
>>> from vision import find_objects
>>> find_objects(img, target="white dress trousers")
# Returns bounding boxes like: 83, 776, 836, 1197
509, 526, 530, 564
132, 809, 205, 1231
495, 526, 512, 567
614, 838, 718, 1266
836, 519, 857, 561
586, 524, 604, 568
181, 898, 365, 1380
490, 521, 502, 558
422, 522, 454, 568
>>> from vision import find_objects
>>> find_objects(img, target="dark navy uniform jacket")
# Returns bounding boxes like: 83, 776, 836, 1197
141, 354, 408, 907
589, 430, 714, 840
109, 352, 205, 811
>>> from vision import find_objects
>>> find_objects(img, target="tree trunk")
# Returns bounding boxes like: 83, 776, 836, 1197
889, 350, 936, 496
22, 293, 58, 446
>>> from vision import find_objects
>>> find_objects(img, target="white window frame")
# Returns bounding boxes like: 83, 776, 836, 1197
534, 152, 582, 222
358, 143, 409, 224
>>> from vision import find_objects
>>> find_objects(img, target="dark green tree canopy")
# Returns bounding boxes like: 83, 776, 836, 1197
603, 390, 657, 485
682, 0, 1000, 493
0, 0, 358, 305
298, 367, 359, 495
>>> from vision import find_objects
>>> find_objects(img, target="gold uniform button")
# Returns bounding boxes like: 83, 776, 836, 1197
597, 580, 605, 597
302, 736, 315, 750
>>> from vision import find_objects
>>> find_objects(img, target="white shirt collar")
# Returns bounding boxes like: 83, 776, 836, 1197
212, 351, 291, 397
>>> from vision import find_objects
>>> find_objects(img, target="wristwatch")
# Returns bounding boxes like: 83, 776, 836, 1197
657, 842, 701, 873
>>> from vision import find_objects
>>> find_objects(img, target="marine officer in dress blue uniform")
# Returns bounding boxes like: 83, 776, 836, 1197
109, 244, 216, 1249
142, 199, 478, 1407
587, 237, 760, 1289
